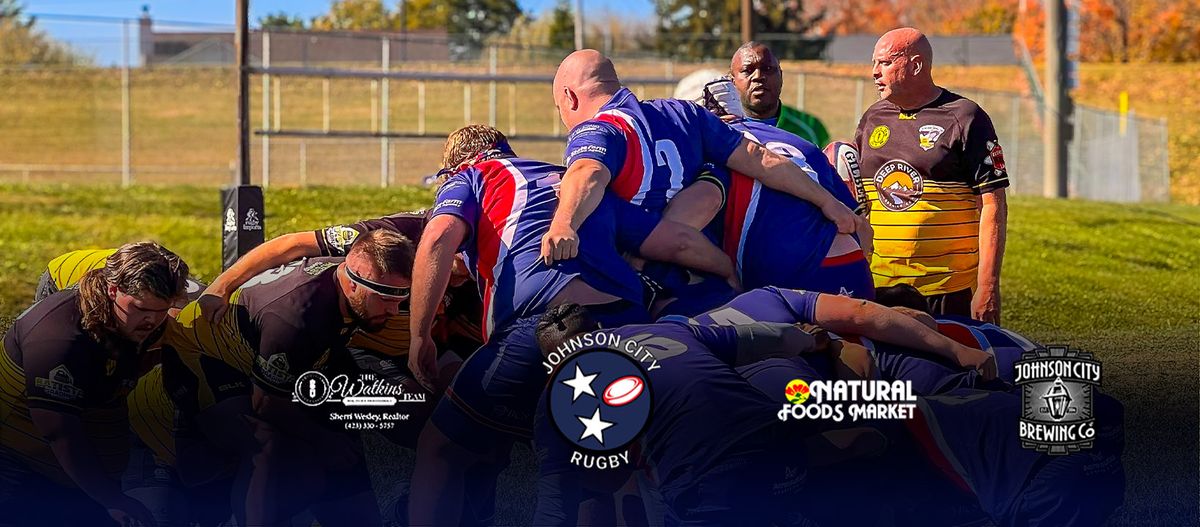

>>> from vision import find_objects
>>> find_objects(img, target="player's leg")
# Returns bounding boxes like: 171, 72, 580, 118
409, 316, 543, 525
661, 177, 725, 231
610, 194, 736, 287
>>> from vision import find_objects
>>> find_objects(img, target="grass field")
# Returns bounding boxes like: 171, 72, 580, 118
0, 184, 1195, 524
0, 61, 1195, 202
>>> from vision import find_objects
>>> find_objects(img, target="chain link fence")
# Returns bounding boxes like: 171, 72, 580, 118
0, 17, 1171, 202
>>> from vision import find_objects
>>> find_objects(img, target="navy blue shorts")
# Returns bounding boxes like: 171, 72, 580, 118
807, 251, 875, 300
737, 356, 834, 404
610, 196, 663, 255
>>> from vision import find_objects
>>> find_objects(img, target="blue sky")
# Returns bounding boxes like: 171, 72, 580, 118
24, 0, 655, 65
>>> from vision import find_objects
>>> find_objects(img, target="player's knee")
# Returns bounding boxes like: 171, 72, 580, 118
640, 221, 699, 261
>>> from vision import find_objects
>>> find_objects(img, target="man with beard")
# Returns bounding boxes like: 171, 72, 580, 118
159, 228, 416, 526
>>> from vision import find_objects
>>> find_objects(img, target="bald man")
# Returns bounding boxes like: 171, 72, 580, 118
854, 28, 1008, 323
729, 41, 830, 147
543, 49, 860, 268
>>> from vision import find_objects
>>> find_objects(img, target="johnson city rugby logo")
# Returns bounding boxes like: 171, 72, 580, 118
544, 331, 660, 470
1014, 346, 1102, 455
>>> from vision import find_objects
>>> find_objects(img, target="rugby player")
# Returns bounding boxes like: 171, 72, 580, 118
0, 241, 189, 526
160, 228, 416, 526
36, 247, 206, 307
406, 125, 653, 526
542, 49, 861, 266
683, 76, 875, 298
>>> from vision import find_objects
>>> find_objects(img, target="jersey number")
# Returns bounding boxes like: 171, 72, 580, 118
241, 261, 302, 289
763, 141, 819, 183
654, 140, 684, 198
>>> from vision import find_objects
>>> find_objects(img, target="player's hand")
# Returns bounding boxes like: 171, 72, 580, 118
955, 346, 998, 382
408, 335, 440, 392
972, 285, 1001, 325
541, 223, 579, 265
197, 291, 229, 323
820, 198, 858, 235
106, 496, 157, 527
855, 215, 874, 257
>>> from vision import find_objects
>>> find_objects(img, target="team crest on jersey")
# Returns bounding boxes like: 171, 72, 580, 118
918, 125, 945, 151
257, 353, 293, 386
874, 160, 924, 211
323, 226, 360, 254
983, 140, 1007, 176
868, 125, 890, 149
36, 365, 83, 401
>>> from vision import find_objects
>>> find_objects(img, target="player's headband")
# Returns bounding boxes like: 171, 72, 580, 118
346, 267, 410, 298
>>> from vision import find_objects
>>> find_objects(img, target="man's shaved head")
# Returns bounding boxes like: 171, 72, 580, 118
553, 49, 622, 130
871, 27, 939, 108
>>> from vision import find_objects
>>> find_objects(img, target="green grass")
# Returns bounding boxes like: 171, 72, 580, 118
0, 184, 1195, 524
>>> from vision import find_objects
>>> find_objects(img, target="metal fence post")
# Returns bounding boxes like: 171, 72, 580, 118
794, 73, 805, 111
509, 82, 517, 135
121, 19, 132, 187
417, 81, 426, 135
488, 45, 497, 127
380, 37, 390, 188
261, 31, 270, 187
299, 140, 307, 187
464, 83, 472, 125
853, 79, 864, 132
322, 78, 331, 132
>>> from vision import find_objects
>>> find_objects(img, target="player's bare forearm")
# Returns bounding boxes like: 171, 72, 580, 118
812, 294, 967, 363
727, 138, 832, 207
977, 189, 1007, 292
206, 231, 319, 297
554, 159, 612, 231
31, 408, 127, 508
411, 215, 467, 339
639, 220, 735, 281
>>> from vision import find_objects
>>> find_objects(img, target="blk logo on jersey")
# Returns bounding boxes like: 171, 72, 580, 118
549, 349, 652, 469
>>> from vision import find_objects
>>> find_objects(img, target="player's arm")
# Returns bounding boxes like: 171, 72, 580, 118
200, 231, 320, 320
684, 321, 819, 367
544, 121, 626, 264
23, 339, 154, 524
975, 188, 1006, 324
410, 215, 471, 391
725, 137, 857, 234
811, 294, 997, 380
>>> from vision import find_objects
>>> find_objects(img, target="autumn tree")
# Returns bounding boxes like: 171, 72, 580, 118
259, 12, 307, 29
655, 0, 826, 59
547, 0, 574, 50
0, 0, 85, 65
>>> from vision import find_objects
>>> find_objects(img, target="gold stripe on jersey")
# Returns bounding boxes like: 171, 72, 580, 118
0, 342, 131, 487
162, 299, 256, 409
47, 249, 116, 290
126, 365, 176, 466
864, 181, 980, 295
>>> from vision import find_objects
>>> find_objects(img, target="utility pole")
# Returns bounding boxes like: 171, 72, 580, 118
1044, 0, 1070, 198
574, 0, 584, 50
740, 0, 752, 44
224, 0, 265, 270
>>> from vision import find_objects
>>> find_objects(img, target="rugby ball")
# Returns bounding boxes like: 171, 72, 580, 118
603, 376, 644, 407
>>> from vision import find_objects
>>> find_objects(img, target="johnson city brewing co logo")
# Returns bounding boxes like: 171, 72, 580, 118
1014, 346, 1102, 455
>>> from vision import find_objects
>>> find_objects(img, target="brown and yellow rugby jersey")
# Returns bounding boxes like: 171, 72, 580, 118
0, 290, 142, 486
162, 257, 357, 397
854, 90, 1009, 295
37, 248, 207, 303
315, 212, 484, 356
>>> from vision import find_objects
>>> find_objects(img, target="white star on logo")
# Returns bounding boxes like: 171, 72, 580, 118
577, 407, 614, 446
561, 364, 598, 402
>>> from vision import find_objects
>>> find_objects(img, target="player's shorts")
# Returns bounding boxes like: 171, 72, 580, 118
432, 301, 648, 454
805, 251, 875, 300
737, 356, 834, 404
609, 195, 664, 254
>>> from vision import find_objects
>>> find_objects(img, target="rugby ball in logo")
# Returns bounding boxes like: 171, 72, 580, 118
603, 376, 644, 407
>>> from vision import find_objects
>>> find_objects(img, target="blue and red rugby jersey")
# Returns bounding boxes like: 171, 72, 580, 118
718, 120, 860, 290
430, 156, 644, 339
563, 87, 744, 212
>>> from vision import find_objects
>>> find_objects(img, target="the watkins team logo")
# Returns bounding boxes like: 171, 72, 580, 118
874, 160, 924, 211
223, 208, 237, 232
918, 125, 945, 151
292, 370, 425, 407
983, 140, 1007, 177
1014, 346, 1102, 455
544, 331, 659, 470
242, 208, 263, 231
